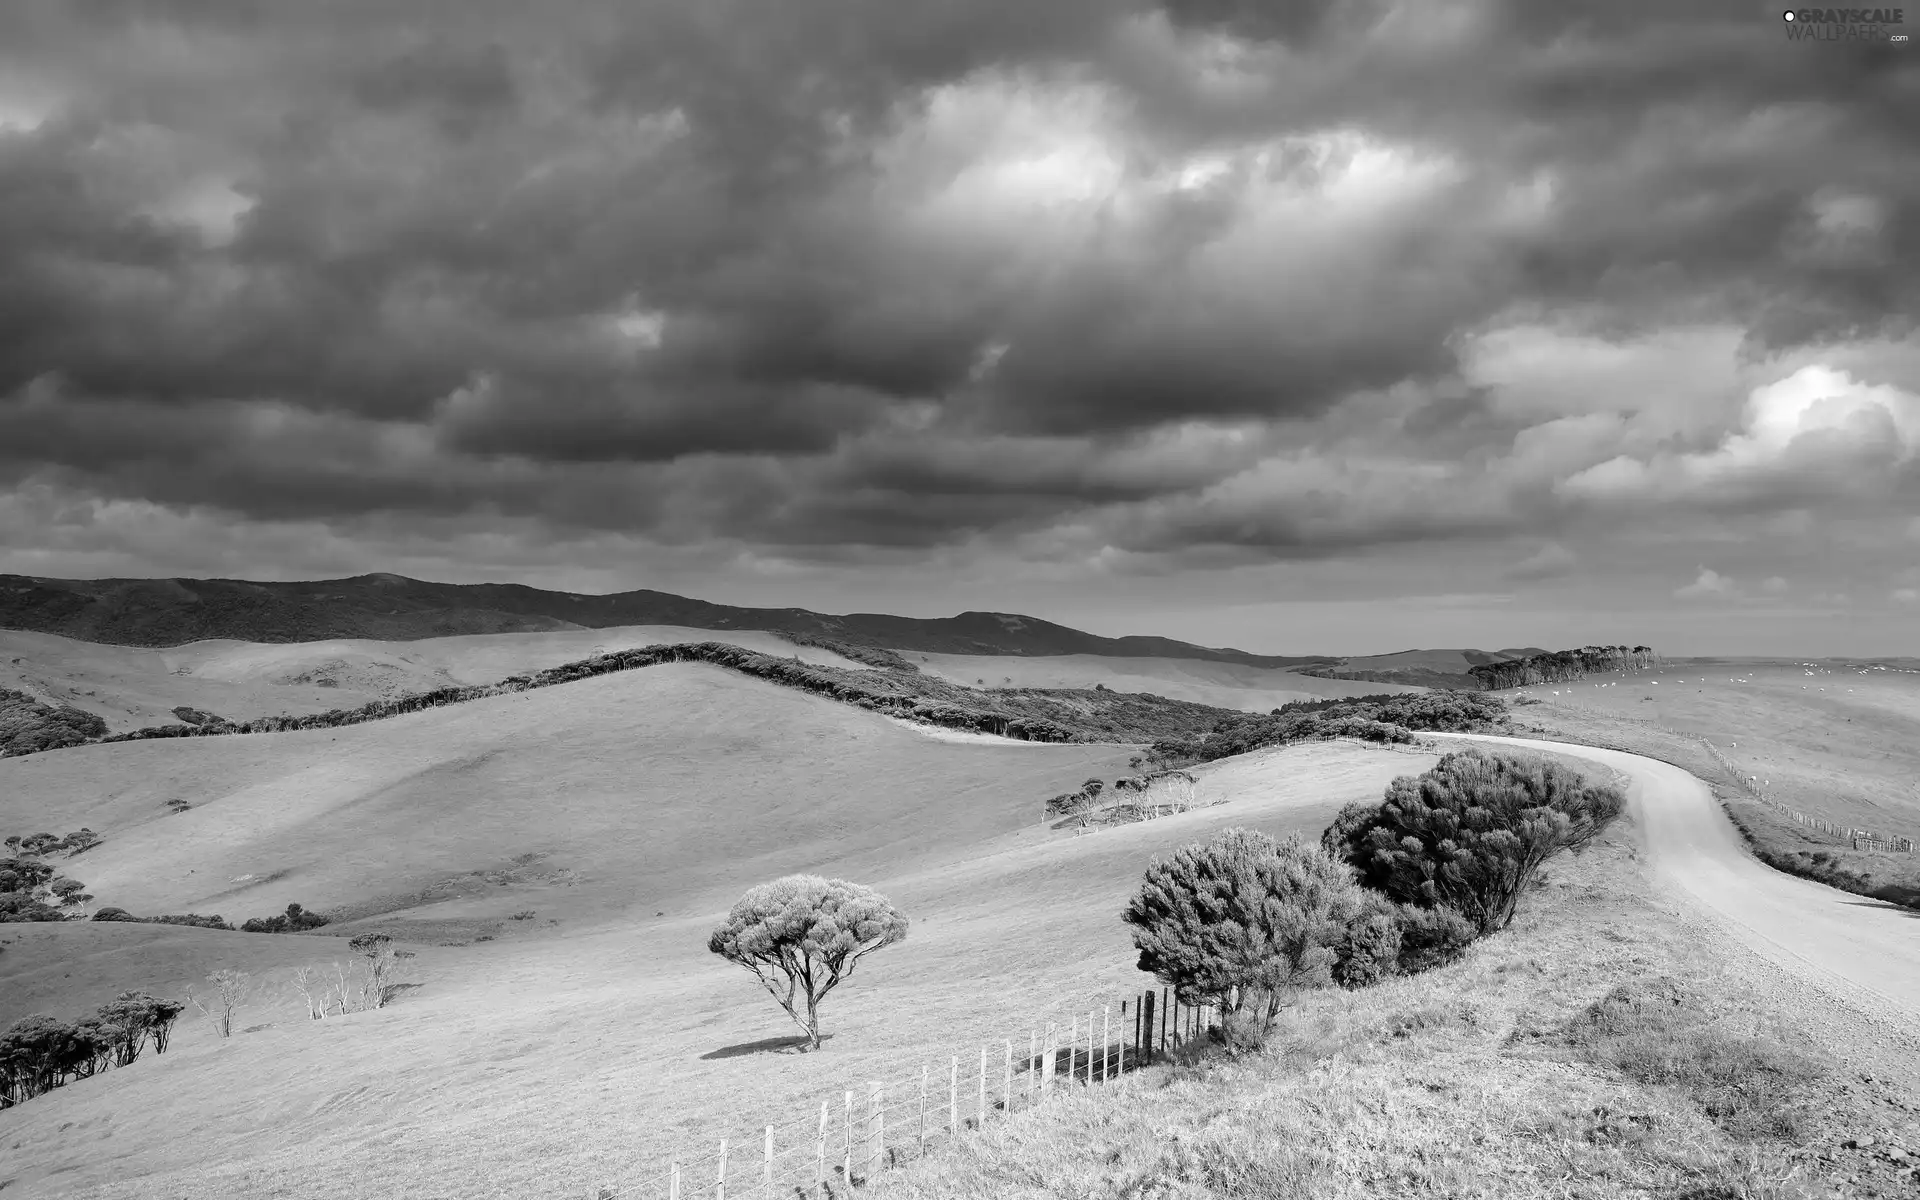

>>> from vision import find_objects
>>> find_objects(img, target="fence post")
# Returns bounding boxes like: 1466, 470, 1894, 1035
949, 1055, 959, 1135
816, 1100, 829, 1191
1142, 991, 1155, 1065
715, 1138, 727, 1200
1161, 988, 1170, 1053
978, 1044, 987, 1129
1068, 1015, 1076, 1084
919, 1062, 928, 1153
1103, 1005, 1111, 1083
869, 1082, 883, 1181
670, 1161, 680, 1200
1028, 1031, 1037, 1106
843, 1090, 853, 1188
1004, 1039, 1013, 1114
762, 1125, 773, 1196
1087, 1010, 1095, 1085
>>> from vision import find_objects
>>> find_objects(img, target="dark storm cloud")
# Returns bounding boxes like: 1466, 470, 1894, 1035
0, 0, 1914, 571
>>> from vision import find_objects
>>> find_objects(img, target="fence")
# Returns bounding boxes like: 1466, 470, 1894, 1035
602, 988, 1216, 1199
1531, 698, 1913, 853
1692, 737, 1914, 853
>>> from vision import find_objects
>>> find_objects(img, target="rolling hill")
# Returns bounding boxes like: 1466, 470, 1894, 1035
0, 573, 1336, 667
0, 660, 1438, 1198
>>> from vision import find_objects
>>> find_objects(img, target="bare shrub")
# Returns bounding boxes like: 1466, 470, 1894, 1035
186, 969, 250, 1038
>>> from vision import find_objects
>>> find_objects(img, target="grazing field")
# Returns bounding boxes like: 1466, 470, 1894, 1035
1505, 658, 1920, 903
879, 819, 1920, 1200
913, 653, 1423, 712
0, 625, 870, 733
0, 664, 1434, 1199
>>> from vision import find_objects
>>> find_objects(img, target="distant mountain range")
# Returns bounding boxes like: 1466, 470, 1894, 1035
0, 573, 1557, 687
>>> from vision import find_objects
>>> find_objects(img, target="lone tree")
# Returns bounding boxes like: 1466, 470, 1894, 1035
1123, 828, 1367, 1048
1325, 749, 1626, 934
707, 875, 908, 1051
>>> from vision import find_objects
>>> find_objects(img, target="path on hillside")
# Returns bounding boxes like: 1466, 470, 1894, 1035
1434, 733, 1920, 1027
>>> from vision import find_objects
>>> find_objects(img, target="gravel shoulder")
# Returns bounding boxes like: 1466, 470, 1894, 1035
1438, 731, 1920, 1095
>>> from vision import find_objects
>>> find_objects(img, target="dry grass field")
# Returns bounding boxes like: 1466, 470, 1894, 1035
879, 822, 1920, 1200
0, 663, 1435, 1199
912, 652, 1422, 712
1508, 659, 1920, 902
0, 625, 870, 733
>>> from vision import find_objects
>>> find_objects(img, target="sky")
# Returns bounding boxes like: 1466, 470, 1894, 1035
0, 0, 1916, 657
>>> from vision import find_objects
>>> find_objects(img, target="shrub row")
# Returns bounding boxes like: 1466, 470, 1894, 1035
0, 850, 92, 922
1124, 748, 1627, 1051
0, 641, 1245, 757
0, 992, 184, 1109
1145, 691, 1507, 767
0, 689, 108, 757
91, 902, 330, 933
780, 634, 920, 673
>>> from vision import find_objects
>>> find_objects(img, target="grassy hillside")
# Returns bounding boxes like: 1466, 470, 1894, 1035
0, 573, 1334, 668
0, 679, 1433, 1198
913, 652, 1425, 712
0, 663, 1149, 932
876, 823, 1919, 1200
0, 624, 870, 733
1504, 661, 1920, 907
1297, 646, 1552, 690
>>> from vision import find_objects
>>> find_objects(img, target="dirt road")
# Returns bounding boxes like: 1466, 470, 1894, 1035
1435, 733, 1920, 1026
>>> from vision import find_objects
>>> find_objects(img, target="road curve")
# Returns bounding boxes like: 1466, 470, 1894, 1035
1433, 733, 1920, 1026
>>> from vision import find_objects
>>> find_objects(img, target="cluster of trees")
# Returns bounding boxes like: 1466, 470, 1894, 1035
1048, 772, 1202, 828
169, 706, 229, 726
0, 992, 184, 1108
91, 902, 328, 932
0, 831, 98, 921
1468, 646, 1659, 690
0, 689, 108, 757
4, 829, 101, 857
1, 641, 1243, 761
240, 902, 331, 933
1123, 748, 1626, 1049
288, 935, 411, 1020
1147, 692, 1508, 768
93, 909, 234, 929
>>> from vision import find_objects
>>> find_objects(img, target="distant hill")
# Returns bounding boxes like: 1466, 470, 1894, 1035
0, 573, 1338, 668
1295, 647, 1550, 691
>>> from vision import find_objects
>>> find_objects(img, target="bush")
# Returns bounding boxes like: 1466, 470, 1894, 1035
151, 913, 235, 930
240, 903, 329, 933
1328, 750, 1625, 934
1124, 829, 1368, 1049
0, 992, 183, 1109
708, 875, 909, 1051
92, 907, 138, 922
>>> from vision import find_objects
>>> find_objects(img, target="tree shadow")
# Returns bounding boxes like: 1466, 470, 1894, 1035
701, 1032, 836, 1060
1840, 898, 1920, 919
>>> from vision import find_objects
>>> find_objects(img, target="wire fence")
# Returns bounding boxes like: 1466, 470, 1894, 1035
596, 987, 1216, 1199
1536, 698, 1913, 853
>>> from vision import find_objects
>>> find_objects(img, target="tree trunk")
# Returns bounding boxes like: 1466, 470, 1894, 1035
804, 991, 821, 1051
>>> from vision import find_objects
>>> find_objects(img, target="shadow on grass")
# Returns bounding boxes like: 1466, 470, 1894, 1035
1840, 898, 1920, 919
701, 1033, 836, 1059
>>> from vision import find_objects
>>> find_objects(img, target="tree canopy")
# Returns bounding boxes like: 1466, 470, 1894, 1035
707, 875, 908, 1051
1326, 749, 1626, 933
1124, 828, 1367, 1038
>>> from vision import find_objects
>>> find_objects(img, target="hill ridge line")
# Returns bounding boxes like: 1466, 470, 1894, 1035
7, 640, 1251, 758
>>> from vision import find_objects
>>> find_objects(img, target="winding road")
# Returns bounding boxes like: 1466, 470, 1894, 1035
1435, 733, 1920, 1027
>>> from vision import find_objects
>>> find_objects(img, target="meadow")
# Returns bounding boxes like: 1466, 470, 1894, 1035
0, 662, 1431, 1198
5, 642, 1920, 1198
1506, 658, 1920, 904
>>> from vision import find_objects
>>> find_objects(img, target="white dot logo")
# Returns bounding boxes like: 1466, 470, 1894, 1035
1783, 9, 1795, 18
